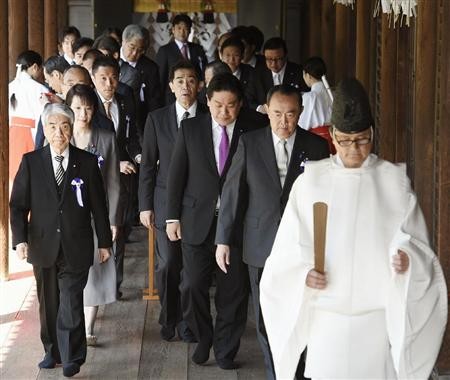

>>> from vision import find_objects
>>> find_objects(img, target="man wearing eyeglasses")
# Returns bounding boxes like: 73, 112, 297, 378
259, 78, 448, 379
248, 37, 308, 111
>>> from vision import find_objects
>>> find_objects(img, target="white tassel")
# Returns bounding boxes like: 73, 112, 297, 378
15, 63, 22, 80
321, 75, 333, 103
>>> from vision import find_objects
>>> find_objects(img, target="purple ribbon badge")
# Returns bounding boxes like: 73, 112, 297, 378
97, 155, 104, 169
70, 178, 84, 207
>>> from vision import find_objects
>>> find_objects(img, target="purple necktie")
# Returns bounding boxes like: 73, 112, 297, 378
181, 44, 188, 59
218, 125, 229, 175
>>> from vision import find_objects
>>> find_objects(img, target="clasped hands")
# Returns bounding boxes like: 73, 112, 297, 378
306, 250, 410, 289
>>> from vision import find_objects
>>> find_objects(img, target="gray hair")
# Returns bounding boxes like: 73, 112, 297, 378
122, 24, 149, 49
41, 103, 75, 127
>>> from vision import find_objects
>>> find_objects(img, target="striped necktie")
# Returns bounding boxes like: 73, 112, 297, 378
55, 155, 65, 186
276, 139, 288, 187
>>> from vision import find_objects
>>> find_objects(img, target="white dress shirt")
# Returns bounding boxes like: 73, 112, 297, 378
272, 63, 287, 85
50, 145, 69, 175
174, 39, 191, 60
97, 92, 119, 133
175, 101, 198, 128
232, 68, 242, 80
271, 130, 296, 167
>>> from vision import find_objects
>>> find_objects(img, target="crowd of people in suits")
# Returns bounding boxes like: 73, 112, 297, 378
9, 14, 335, 379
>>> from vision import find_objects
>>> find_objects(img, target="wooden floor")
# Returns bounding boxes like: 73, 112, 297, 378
0, 227, 266, 380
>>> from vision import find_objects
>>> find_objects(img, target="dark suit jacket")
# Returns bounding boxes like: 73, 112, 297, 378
248, 61, 308, 108
9, 144, 112, 271
120, 55, 163, 124
96, 91, 141, 162
84, 127, 122, 226
166, 112, 266, 245
138, 102, 209, 227
35, 112, 115, 150
156, 40, 208, 104
238, 63, 255, 108
215, 126, 329, 268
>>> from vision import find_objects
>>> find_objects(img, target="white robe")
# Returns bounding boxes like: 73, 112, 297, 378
299, 81, 332, 130
260, 154, 448, 380
9, 70, 48, 139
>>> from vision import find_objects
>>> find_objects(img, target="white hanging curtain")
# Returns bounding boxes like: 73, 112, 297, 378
334, 0, 417, 27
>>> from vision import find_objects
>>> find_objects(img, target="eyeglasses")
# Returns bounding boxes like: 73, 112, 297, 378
265, 57, 285, 64
335, 137, 372, 147
332, 127, 373, 147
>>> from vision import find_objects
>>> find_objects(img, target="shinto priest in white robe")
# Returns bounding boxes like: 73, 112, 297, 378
260, 153, 447, 379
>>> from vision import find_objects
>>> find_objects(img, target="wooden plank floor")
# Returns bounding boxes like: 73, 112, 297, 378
0, 226, 266, 380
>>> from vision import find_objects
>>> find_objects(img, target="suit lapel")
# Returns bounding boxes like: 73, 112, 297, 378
168, 104, 178, 141
169, 41, 182, 60
40, 145, 59, 200
283, 128, 308, 196
260, 127, 282, 190
201, 116, 219, 176
60, 145, 80, 205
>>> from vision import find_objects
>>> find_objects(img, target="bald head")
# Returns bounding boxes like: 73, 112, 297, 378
62, 65, 92, 98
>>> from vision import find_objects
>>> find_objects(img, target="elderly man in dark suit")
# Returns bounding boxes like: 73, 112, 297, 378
215, 84, 329, 379
156, 14, 208, 105
139, 61, 208, 342
120, 24, 163, 130
249, 37, 308, 111
10, 103, 112, 378
165, 73, 266, 370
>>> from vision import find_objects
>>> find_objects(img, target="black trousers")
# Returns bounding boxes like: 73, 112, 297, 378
154, 226, 184, 329
33, 251, 89, 366
248, 265, 308, 380
116, 172, 135, 291
180, 219, 249, 361
248, 265, 276, 380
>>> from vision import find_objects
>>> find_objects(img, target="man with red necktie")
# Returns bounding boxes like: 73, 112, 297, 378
165, 73, 266, 370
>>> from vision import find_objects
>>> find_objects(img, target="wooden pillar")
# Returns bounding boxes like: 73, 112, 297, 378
8, 0, 28, 80
0, 0, 9, 281
321, 0, 336, 86
413, 0, 437, 231
28, 0, 45, 57
306, 0, 322, 58
335, 4, 355, 83
435, 0, 450, 372
44, 0, 58, 58
377, 15, 398, 162
355, 0, 371, 91
57, 0, 68, 41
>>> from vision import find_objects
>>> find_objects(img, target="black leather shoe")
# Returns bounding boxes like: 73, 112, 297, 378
62, 363, 80, 377
191, 341, 211, 365
216, 358, 238, 370
38, 353, 57, 369
160, 325, 176, 341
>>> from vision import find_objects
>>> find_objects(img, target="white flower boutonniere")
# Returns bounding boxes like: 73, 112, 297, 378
71, 178, 84, 207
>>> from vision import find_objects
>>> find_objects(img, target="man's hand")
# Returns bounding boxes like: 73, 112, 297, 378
166, 222, 181, 241
140, 210, 155, 229
98, 248, 111, 263
16, 242, 28, 260
111, 226, 118, 242
216, 244, 230, 273
392, 250, 409, 274
305, 269, 327, 289
120, 161, 137, 175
